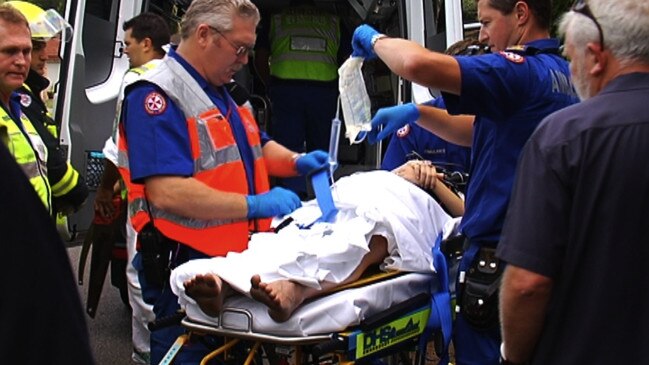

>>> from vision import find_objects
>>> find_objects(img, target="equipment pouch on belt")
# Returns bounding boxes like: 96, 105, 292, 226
440, 233, 466, 261
459, 247, 503, 330
138, 222, 171, 287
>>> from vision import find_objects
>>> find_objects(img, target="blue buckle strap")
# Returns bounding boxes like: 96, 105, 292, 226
419, 233, 453, 365
310, 168, 338, 223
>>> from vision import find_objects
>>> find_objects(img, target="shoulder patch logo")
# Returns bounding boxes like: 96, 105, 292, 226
144, 92, 167, 115
19, 93, 32, 107
499, 51, 525, 64
396, 125, 411, 138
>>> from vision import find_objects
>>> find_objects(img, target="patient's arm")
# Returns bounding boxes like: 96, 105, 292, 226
393, 161, 464, 217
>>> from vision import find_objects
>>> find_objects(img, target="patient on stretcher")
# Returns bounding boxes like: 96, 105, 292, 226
184, 235, 389, 322
170, 170, 455, 322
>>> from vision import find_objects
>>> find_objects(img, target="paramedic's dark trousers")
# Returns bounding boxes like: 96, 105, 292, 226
136, 244, 217, 365
269, 79, 338, 197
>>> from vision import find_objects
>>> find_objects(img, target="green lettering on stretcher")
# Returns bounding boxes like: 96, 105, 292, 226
355, 307, 431, 359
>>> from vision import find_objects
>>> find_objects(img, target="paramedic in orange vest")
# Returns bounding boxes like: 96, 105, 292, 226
117, 0, 328, 363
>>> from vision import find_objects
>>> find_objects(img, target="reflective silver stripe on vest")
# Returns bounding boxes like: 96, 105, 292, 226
117, 149, 129, 169
251, 144, 263, 160
6, 120, 48, 179
290, 36, 327, 52
130, 197, 246, 228
140, 57, 213, 118
18, 159, 41, 180
192, 118, 239, 172
272, 52, 337, 64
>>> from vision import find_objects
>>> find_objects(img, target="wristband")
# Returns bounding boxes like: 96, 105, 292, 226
292, 153, 306, 162
371, 34, 388, 48
292, 152, 305, 173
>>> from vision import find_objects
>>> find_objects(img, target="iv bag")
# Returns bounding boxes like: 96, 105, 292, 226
338, 57, 372, 144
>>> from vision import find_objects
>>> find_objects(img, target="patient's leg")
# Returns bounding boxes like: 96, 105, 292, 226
250, 235, 389, 322
184, 274, 231, 317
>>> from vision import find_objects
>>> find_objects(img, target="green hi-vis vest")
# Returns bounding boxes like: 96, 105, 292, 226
0, 106, 51, 212
270, 7, 340, 82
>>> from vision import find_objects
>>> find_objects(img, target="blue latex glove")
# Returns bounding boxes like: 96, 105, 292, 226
295, 150, 329, 176
368, 103, 420, 144
352, 24, 380, 59
246, 187, 301, 219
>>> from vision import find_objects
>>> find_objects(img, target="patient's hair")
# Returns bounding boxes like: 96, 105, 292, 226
446, 38, 490, 56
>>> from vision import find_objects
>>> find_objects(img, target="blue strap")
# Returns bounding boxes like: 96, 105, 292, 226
310, 168, 338, 223
418, 233, 453, 365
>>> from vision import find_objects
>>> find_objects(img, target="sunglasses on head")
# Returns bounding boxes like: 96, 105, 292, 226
571, 0, 605, 50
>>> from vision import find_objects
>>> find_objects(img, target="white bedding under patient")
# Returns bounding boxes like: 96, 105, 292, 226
170, 170, 452, 310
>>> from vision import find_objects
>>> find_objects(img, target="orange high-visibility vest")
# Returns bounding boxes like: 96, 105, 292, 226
117, 57, 271, 256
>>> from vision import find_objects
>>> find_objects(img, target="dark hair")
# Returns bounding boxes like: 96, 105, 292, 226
445, 38, 490, 56
483, 0, 553, 30
0, 4, 29, 28
123, 12, 171, 55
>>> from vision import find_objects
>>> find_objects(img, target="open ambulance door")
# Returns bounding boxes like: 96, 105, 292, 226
56, 0, 182, 233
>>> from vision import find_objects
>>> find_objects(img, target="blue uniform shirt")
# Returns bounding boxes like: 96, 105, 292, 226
4, 93, 36, 150
381, 97, 471, 173
442, 39, 578, 244
123, 48, 271, 193
8, 93, 24, 121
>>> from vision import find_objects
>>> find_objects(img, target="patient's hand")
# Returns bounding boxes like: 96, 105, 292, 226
393, 160, 440, 191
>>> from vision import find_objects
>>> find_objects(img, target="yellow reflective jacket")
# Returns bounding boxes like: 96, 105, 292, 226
0, 100, 51, 212
270, 6, 340, 81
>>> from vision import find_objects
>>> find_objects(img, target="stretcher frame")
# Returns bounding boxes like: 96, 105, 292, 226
160, 271, 444, 365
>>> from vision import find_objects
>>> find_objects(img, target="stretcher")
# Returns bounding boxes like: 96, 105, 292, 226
160, 246, 453, 365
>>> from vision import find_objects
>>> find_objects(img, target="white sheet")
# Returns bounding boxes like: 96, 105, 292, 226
184, 272, 434, 337
170, 171, 451, 327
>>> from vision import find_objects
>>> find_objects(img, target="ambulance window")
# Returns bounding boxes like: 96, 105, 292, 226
462, 0, 480, 39
146, 1, 183, 36
147, 0, 186, 26
83, 0, 120, 87
424, 0, 447, 53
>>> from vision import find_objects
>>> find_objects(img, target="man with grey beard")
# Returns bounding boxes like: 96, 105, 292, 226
497, 0, 649, 364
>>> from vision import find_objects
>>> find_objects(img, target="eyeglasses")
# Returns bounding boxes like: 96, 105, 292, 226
571, 0, 605, 50
208, 26, 253, 57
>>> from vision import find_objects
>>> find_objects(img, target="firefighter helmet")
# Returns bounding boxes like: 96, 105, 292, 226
5, 1, 72, 41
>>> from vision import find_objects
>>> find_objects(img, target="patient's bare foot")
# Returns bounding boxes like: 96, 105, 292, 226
249, 275, 308, 322
184, 273, 228, 317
